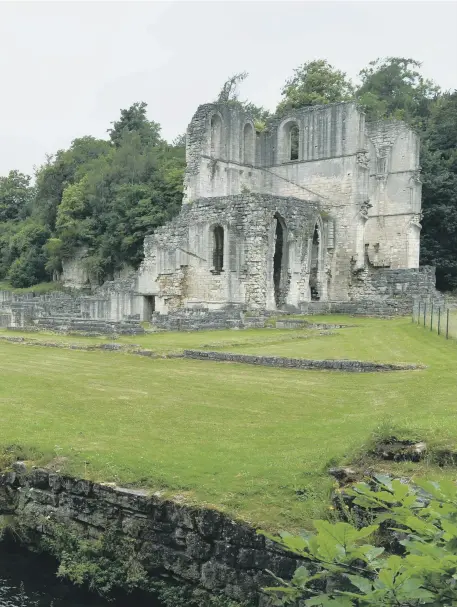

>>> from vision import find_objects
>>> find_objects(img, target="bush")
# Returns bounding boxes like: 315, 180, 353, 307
262, 476, 457, 606
8, 249, 49, 288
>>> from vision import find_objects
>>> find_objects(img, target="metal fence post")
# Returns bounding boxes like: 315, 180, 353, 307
447, 309, 450, 339
418, 301, 421, 325
438, 307, 441, 336
430, 302, 434, 331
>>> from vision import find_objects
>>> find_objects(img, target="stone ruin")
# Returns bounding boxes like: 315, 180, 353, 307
0, 101, 440, 332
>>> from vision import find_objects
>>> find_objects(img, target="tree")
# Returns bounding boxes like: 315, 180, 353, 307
216, 72, 249, 103
276, 60, 355, 115
215, 73, 272, 131
356, 57, 439, 125
5, 221, 51, 287
0, 170, 33, 223
108, 102, 162, 148
33, 137, 111, 231
420, 91, 457, 290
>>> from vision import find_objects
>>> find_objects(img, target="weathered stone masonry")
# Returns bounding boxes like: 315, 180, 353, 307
182, 350, 423, 372
135, 100, 436, 316
0, 469, 303, 606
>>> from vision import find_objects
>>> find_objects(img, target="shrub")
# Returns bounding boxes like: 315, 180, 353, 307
262, 476, 457, 606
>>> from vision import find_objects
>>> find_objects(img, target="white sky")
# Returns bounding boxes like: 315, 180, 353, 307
0, 0, 456, 177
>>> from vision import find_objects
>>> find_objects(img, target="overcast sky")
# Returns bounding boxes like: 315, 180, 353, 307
1, 0, 456, 177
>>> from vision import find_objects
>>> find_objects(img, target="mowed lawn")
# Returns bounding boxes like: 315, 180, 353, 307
1, 317, 456, 531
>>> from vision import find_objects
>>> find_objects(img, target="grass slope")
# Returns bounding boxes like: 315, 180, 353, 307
0, 317, 456, 530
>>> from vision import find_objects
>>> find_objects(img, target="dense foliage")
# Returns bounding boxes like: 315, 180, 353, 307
0, 58, 455, 289
0, 103, 185, 287
263, 476, 457, 606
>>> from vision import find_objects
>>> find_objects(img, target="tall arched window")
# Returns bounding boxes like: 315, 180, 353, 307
243, 123, 255, 164
210, 114, 222, 158
310, 223, 321, 301
212, 226, 224, 273
290, 124, 299, 161
273, 213, 286, 308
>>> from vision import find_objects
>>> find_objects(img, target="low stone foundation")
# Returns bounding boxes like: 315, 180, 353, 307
0, 469, 302, 606
183, 351, 422, 372
275, 319, 351, 330
32, 316, 145, 335
151, 308, 269, 331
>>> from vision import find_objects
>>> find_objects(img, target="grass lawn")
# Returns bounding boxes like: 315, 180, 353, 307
0, 326, 319, 354
1, 316, 457, 531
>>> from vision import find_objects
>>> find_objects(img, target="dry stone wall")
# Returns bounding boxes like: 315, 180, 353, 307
0, 469, 302, 606
183, 350, 422, 372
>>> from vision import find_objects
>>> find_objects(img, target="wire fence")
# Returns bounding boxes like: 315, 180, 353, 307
412, 300, 457, 340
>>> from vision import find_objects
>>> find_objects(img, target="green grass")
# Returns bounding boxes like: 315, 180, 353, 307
1, 317, 457, 531
212, 317, 429, 363
0, 326, 316, 354
0, 281, 63, 294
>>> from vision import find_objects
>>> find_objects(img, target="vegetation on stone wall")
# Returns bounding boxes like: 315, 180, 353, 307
2, 513, 246, 606
0, 58, 455, 289
263, 476, 457, 606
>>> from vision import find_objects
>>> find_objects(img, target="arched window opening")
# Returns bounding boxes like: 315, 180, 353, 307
290, 124, 299, 161
310, 224, 320, 301
273, 214, 285, 308
243, 123, 255, 164
210, 114, 222, 158
212, 226, 224, 273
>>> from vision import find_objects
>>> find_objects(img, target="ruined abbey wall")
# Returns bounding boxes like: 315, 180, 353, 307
137, 194, 321, 312
136, 101, 427, 314
0, 100, 435, 327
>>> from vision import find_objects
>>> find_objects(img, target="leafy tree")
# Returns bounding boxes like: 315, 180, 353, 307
420, 91, 457, 290
4, 221, 51, 287
0, 170, 33, 223
43, 237, 64, 279
276, 60, 355, 115
108, 102, 161, 148
263, 476, 457, 606
33, 137, 111, 231
356, 57, 439, 125
172, 133, 187, 147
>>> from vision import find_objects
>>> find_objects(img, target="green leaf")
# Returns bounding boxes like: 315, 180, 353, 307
442, 519, 457, 538
391, 479, 410, 501
292, 566, 311, 586
306, 595, 353, 606
347, 574, 373, 594
358, 545, 385, 562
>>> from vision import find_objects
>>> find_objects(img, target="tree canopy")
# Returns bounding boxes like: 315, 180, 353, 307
276, 59, 355, 115
0, 103, 185, 287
